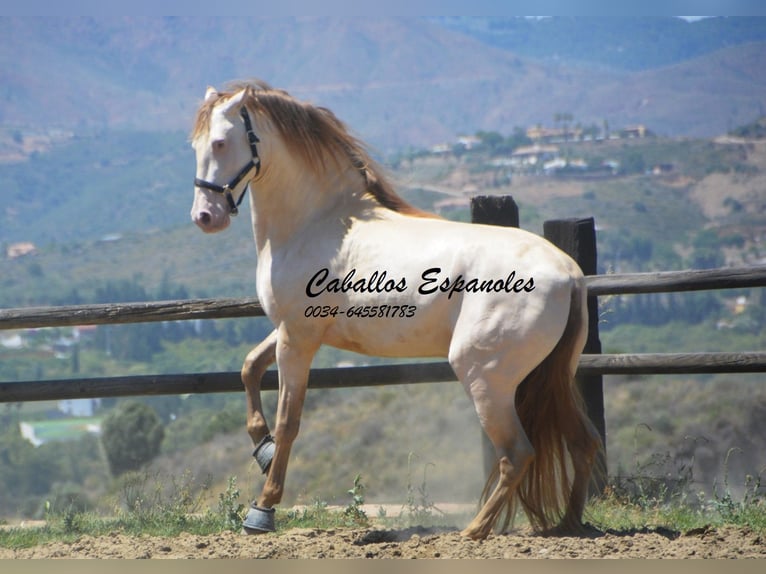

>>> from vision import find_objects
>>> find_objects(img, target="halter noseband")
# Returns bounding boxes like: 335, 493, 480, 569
194, 106, 261, 216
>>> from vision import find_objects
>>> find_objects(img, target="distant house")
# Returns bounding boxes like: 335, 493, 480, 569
620, 125, 648, 139
542, 158, 568, 173
510, 144, 560, 169
527, 126, 565, 142
526, 126, 583, 143
652, 163, 674, 175
456, 135, 482, 150
74, 325, 98, 341
734, 295, 748, 315
6, 242, 37, 259
19, 422, 43, 447
0, 332, 25, 349
430, 143, 452, 154
430, 135, 483, 154
58, 398, 101, 418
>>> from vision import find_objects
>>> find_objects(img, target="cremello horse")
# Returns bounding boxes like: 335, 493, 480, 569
190, 80, 601, 539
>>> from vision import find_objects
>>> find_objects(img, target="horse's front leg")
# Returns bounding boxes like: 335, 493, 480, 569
243, 326, 316, 534
241, 329, 278, 473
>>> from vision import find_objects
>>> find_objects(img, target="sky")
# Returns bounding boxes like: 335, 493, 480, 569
4, 1, 766, 17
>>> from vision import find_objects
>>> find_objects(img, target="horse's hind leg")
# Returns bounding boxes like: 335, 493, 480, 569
457, 370, 534, 540
462, 431, 533, 540
558, 416, 601, 533
241, 329, 277, 468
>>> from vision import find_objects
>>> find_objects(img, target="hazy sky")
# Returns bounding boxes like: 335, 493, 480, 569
5, 1, 766, 17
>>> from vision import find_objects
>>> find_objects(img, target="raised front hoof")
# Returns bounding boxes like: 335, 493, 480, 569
242, 505, 276, 535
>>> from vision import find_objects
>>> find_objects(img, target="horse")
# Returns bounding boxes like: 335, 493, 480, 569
189, 79, 602, 539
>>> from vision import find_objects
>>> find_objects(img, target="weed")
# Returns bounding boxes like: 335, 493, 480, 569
217, 476, 245, 531
609, 424, 697, 509
342, 474, 369, 527
114, 469, 209, 529
278, 499, 336, 530
588, 441, 766, 534
710, 449, 766, 528
278, 475, 371, 530
61, 507, 81, 535
399, 453, 444, 526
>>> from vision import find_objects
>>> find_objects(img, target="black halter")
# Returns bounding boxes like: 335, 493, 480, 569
194, 106, 261, 216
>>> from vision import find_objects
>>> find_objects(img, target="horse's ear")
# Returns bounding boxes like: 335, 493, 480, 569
218, 89, 248, 116
227, 89, 247, 109
204, 86, 218, 102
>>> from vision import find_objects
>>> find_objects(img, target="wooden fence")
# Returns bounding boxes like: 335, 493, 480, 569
2, 196, 766, 463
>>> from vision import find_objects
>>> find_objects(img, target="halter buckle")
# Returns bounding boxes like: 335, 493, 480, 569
223, 186, 239, 216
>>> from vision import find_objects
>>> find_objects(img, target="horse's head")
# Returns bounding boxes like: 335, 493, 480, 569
190, 87, 261, 233
190, 80, 433, 237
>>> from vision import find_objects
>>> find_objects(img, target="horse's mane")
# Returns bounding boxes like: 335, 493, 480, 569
192, 79, 437, 219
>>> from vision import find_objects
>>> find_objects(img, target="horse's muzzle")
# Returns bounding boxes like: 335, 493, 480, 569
191, 191, 231, 233
191, 207, 230, 233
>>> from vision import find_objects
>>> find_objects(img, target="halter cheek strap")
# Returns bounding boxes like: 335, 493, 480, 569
194, 106, 261, 216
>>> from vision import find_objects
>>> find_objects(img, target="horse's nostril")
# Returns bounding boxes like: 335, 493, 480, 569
198, 211, 212, 226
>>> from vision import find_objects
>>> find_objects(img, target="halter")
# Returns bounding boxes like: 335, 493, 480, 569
194, 106, 261, 216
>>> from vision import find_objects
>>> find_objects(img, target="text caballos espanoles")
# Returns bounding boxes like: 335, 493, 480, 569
305, 267, 535, 300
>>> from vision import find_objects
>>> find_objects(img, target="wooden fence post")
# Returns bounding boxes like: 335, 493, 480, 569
470, 195, 520, 228
543, 217, 607, 492
470, 195, 520, 480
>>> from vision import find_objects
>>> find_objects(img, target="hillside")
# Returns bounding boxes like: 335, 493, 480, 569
2, 17, 766, 250
1, 17, 766, 153
3, 130, 766, 304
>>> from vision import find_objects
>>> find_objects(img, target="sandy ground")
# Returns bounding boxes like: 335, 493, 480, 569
1, 524, 764, 559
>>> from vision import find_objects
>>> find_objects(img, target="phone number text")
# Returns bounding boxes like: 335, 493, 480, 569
304, 304, 417, 319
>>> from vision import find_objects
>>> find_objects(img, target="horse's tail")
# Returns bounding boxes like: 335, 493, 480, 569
489, 276, 602, 533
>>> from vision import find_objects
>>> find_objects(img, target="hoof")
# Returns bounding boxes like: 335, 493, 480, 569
242, 505, 276, 534
252, 435, 275, 474
543, 521, 596, 537
460, 524, 491, 540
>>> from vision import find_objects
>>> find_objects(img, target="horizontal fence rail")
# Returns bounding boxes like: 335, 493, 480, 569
0, 298, 265, 330
585, 265, 766, 296
2, 352, 766, 404
1, 265, 765, 331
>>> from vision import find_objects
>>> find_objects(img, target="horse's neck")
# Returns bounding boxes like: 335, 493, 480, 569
249, 158, 366, 253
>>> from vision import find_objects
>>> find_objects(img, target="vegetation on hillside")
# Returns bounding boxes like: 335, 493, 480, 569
730, 116, 766, 140
101, 401, 165, 477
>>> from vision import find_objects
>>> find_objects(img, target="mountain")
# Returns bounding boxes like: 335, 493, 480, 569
1, 17, 766, 152
2, 16, 766, 249
434, 17, 766, 71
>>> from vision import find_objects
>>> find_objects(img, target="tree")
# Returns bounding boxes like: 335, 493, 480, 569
0, 423, 61, 515
475, 130, 503, 151
100, 401, 165, 477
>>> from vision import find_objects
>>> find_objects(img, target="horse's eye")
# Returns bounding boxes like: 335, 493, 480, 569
212, 139, 225, 152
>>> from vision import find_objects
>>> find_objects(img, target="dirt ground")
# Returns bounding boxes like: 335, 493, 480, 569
1, 524, 764, 559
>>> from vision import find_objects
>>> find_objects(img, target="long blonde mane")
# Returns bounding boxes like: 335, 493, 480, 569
192, 79, 436, 218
